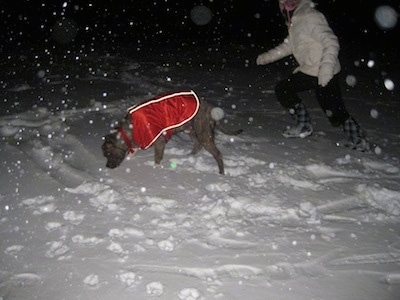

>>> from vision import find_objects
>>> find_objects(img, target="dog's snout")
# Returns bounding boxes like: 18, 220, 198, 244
106, 161, 118, 169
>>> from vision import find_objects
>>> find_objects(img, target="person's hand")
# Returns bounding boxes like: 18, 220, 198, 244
318, 64, 333, 87
318, 73, 332, 87
256, 53, 272, 65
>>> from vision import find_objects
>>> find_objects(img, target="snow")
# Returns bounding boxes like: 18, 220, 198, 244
1, 48, 399, 300
374, 6, 398, 30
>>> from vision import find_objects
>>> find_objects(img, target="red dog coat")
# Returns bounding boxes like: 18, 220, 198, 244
125, 90, 200, 150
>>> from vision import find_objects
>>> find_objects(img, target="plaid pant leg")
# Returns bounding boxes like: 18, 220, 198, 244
343, 117, 365, 144
294, 103, 311, 128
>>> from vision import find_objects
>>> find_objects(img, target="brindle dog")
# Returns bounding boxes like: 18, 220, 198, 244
102, 100, 242, 174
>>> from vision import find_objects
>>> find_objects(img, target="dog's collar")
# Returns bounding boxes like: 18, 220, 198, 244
116, 127, 136, 154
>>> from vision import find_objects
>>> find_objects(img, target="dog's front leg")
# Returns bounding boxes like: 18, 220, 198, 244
153, 137, 166, 165
203, 142, 224, 175
188, 130, 202, 155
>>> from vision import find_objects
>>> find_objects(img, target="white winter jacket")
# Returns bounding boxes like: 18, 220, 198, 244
257, 0, 341, 86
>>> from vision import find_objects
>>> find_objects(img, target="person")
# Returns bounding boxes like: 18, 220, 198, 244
256, 0, 369, 151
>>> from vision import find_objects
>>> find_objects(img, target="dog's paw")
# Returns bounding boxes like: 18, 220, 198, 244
153, 163, 164, 170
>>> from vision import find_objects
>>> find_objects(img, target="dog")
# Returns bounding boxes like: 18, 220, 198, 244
102, 90, 242, 174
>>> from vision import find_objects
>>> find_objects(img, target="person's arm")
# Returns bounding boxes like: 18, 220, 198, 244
256, 37, 293, 65
312, 14, 340, 86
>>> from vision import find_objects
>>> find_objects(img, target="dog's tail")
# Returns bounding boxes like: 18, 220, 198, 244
215, 122, 243, 136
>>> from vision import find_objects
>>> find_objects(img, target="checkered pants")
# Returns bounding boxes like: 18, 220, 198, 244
291, 103, 311, 128
343, 117, 366, 144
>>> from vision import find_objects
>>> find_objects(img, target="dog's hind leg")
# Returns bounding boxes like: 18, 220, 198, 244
153, 137, 166, 165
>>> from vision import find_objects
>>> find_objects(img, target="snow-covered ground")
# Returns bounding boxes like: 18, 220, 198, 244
1, 47, 399, 299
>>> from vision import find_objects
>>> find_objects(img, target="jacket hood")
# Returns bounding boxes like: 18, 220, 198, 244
279, 0, 301, 13
280, 0, 314, 25
279, 0, 314, 13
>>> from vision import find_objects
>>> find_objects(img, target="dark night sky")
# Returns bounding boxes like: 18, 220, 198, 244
0, 0, 399, 60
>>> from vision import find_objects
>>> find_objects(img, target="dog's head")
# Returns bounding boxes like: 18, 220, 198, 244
102, 133, 127, 169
